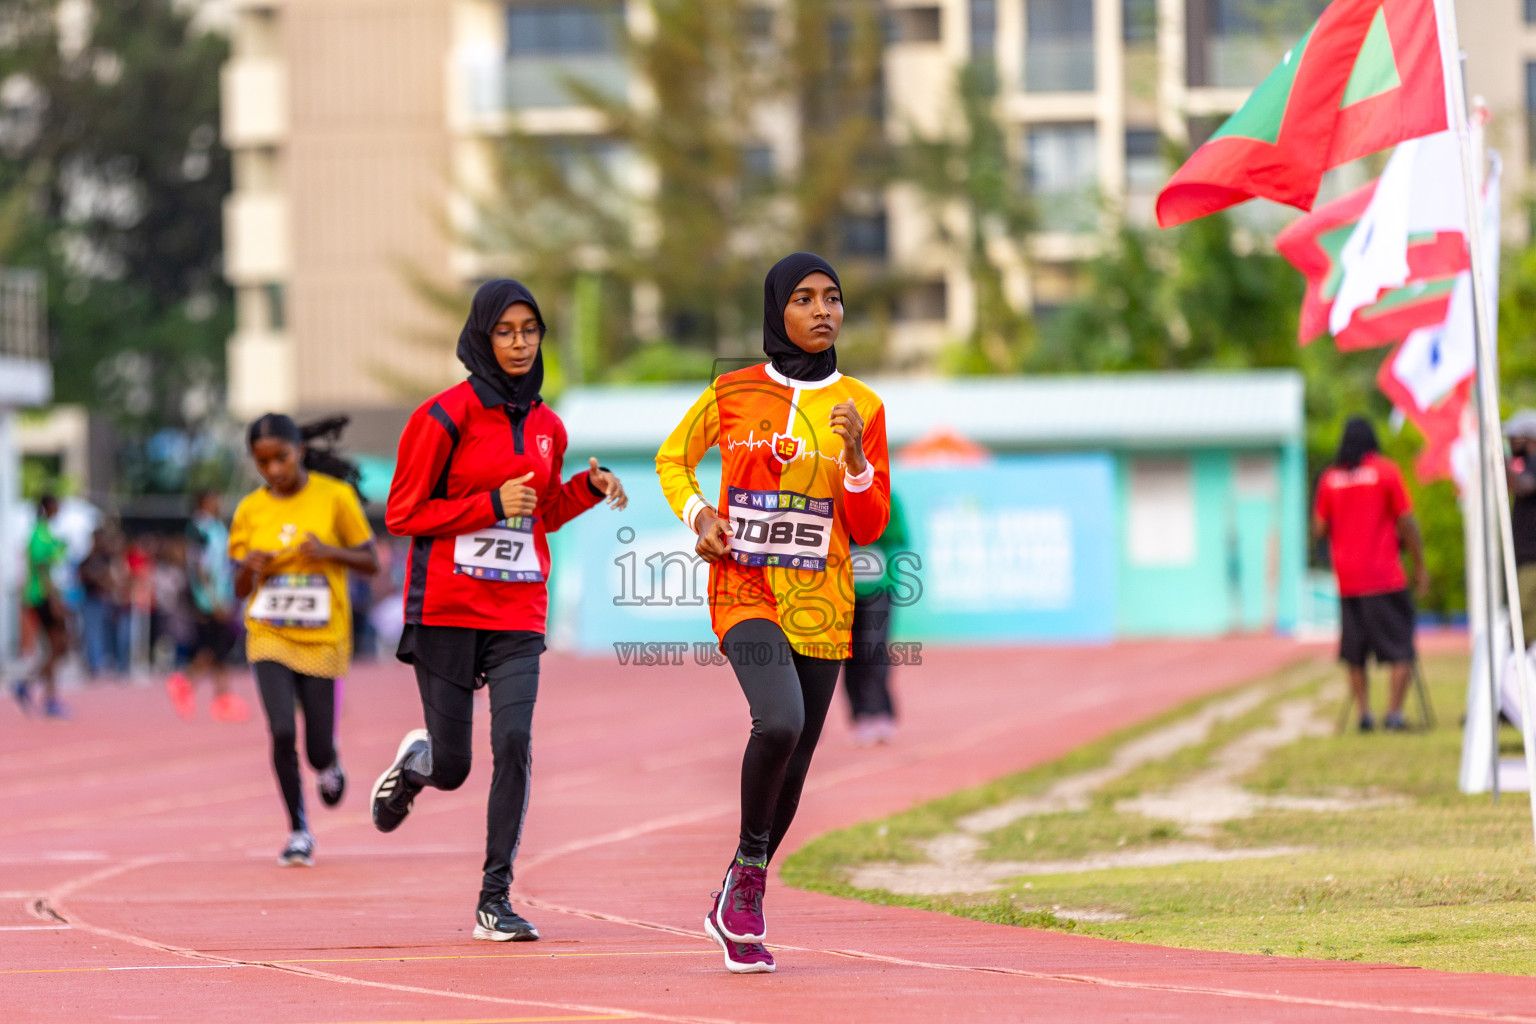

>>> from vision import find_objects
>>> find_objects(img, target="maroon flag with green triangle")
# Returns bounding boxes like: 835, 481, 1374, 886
1157, 0, 1452, 229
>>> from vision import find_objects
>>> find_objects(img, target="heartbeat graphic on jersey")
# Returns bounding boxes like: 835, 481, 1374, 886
725, 430, 845, 467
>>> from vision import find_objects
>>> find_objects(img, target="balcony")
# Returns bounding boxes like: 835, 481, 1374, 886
1035, 190, 1099, 233
223, 193, 290, 283
1029, 124, 1099, 233
464, 53, 629, 116
1203, 35, 1291, 89
506, 55, 628, 108
221, 57, 287, 147
1024, 38, 1095, 93
227, 331, 295, 420
0, 268, 49, 408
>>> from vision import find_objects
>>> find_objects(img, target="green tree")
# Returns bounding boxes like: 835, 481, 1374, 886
0, 0, 231, 485
1497, 231, 1536, 414
1041, 209, 1302, 372
471, 0, 892, 383
1047, 200, 1475, 614
903, 63, 1034, 374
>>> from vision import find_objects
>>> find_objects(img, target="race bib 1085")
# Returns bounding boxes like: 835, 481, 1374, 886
726, 487, 833, 572
250, 573, 332, 628
453, 518, 544, 582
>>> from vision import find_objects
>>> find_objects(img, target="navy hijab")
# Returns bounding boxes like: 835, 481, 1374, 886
458, 279, 545, 413
763, 252, 840, 382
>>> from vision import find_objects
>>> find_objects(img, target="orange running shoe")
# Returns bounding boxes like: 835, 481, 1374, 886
165, 672, 195, 720
210, 692, 250, 723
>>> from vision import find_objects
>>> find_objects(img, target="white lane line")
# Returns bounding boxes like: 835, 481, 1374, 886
36, 890, 746, 1024
519, 897, 1536, 1024
0, 924, 70, 931
107, 964, 241, 972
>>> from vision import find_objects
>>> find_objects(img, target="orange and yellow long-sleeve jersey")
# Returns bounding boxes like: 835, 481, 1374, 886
656, 363, 891, 659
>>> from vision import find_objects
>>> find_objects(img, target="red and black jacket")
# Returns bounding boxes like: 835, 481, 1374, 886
386, 377, 602, 632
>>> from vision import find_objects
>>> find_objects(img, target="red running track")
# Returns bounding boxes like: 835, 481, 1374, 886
4, 636, 1533, 1023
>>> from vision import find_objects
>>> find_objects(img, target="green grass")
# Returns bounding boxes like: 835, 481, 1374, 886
782, 653, 1536, 974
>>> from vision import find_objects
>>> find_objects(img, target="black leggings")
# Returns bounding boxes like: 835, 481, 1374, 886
402, 630, 542, 901
843, 590, 896, 720
723, 618, 841, 864
254, 661, 337, 833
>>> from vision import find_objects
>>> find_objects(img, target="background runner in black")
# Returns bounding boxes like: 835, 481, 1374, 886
1506, 411, 1536, 647
254, 661, 338, 835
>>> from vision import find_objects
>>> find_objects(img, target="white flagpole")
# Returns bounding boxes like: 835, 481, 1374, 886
1441, 0, 1536, 844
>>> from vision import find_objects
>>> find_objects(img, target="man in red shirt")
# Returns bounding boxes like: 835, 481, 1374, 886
1314, 417, 1428, 732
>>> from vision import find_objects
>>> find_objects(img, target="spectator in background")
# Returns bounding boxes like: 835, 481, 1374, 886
1314, 417, 1428, 733
124, 535, 155, 675
1503, 411, 1536, 649
150, 535, 191, 667
167, 491, 249, 722
843, 492, 908, 746
77, 527, 123, 678
16, 494, 69, 717
350, 572, 378, 662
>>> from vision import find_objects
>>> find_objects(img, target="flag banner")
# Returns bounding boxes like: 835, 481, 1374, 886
1328, 132, 1465, 334
1156, 0, 1453, 229
1379, 272, 1475, 414
1417, 392, 1470, 481
1375, 151, 1501, 483
1276, 130, 1469, 348
1338, 276, 1461, 350
1383, 375, 1471, 482
1276, 180, 1466, 347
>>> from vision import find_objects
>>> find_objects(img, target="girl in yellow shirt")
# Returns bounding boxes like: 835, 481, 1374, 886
230, 414, 380, 867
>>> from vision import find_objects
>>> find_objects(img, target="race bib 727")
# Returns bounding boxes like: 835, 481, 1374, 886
453, 518, 544, 582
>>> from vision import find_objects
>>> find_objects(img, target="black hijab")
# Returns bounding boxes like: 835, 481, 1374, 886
457, 279, 545, 413
763, 252, 840, 382
1335, 416, 1380, 469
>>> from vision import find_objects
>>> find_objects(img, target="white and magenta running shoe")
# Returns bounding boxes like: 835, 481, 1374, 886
712, 860, 767, 942
703, 907, 775, 974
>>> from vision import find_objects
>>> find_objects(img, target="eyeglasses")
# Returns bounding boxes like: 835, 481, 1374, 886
492, 326, 542, 347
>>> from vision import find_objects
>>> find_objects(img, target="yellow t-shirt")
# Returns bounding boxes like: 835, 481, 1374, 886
229, 473, 374, 679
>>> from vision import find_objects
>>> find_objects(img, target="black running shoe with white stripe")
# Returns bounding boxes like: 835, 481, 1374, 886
473, 895, 539, 942
318, 760, 346, 808
371, 729, 428, 833
279, 830, 314, 867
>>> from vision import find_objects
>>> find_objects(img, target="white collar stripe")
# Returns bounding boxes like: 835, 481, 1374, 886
764, 363, 842, 390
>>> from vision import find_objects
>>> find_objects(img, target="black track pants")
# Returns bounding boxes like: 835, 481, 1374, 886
254, 661, 337, 833
843, 590, 896, 720
402, 630, 542, 901
723, 618, 841, 864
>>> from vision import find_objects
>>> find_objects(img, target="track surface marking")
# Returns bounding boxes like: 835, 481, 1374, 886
7, 636, 1532, 1022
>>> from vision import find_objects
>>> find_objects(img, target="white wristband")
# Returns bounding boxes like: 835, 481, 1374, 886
683, 494, 709, 533
843, 461, 875, 493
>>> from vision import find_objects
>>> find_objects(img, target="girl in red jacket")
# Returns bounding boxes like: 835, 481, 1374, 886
371, 279, 627, 942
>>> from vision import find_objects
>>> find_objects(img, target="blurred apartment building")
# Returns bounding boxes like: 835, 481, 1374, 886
221, 0, 1534, 451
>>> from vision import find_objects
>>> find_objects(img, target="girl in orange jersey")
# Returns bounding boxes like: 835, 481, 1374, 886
656, 252, 890, 973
